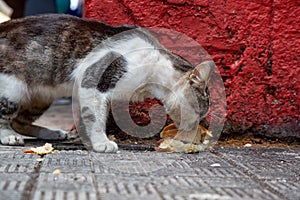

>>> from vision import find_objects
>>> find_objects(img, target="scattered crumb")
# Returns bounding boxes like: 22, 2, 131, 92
244, 143, 252, 147
210, 163, 221, 167
108, 135, 116, 141
23, 143, 56, 155
52, 169, 61, 175
36, 158, 44, 162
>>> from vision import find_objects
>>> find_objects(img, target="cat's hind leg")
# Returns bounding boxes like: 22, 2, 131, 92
0, 97, 24, 145
11, 102, 68, 140
12, 120, 68, 140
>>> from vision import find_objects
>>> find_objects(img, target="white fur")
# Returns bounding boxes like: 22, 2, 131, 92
73, 36, 181, 103
0, 74, 73, 104
0, 74, 29, 103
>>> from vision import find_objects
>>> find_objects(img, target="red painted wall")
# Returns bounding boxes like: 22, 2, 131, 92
85, 0, 299, 138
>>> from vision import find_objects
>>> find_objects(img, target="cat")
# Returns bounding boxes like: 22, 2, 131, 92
0, 14, 214, 152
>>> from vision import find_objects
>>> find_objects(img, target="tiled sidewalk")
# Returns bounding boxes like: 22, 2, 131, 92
0, 104, 299, 200
0, 145, 299, 200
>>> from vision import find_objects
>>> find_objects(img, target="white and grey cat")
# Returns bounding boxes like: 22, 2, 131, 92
0, 14, 214, 152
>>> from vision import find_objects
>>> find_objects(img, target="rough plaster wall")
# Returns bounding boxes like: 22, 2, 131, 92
85, 0, 299, 138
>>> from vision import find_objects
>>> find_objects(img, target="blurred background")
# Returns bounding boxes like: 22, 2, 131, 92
0, 0, 84, 22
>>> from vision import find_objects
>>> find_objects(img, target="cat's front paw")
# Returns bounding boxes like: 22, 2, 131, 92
0, 129, 24, 145
92, 140, 118, 153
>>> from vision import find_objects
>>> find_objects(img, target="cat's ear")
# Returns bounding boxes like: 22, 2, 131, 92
189, 61, 214, 87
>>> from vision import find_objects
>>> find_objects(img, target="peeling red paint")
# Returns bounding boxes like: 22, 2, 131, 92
84, 0, 300, 138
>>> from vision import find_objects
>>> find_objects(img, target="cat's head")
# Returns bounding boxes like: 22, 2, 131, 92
164, 61, 214, 130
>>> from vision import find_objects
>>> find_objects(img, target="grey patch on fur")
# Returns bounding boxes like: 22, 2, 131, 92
0, 98, 19, 120
81, 106, 96, 122
81, 51, 127, 92
97, 53, 127, 92
78, 115, 92, 149
81, 106, 89, 114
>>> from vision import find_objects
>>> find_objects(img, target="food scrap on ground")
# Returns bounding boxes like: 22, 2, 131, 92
244, 143, 252, 147
52, 169, 62, 175
156, 123, 212, 153
36, 158, 44, 162
108, 135, 116, 141
210, 163, 221, 167
156, 138, 208, 153
23, 143, 56, 156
